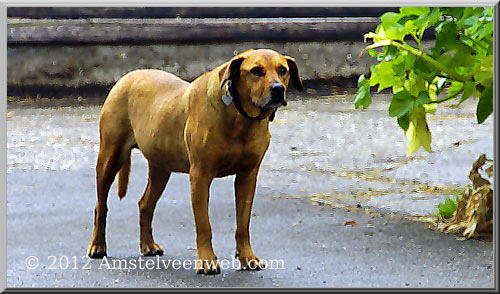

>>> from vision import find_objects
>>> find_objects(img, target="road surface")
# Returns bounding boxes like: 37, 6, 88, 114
6, 93, 494, 288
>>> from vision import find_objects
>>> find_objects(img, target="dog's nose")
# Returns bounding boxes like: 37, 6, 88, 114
270, 83, 285, 95
268, 83, 287, 107
270, 83, 286, 105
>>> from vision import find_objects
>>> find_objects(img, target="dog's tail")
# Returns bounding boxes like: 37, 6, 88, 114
117, 153, 131, 199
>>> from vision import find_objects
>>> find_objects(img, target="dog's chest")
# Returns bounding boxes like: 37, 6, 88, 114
215, 139, 267, 177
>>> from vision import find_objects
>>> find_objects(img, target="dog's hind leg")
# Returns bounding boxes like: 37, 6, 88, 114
87, 83, 137, 258
87, 142, 125, 258
138, 165, 170, 256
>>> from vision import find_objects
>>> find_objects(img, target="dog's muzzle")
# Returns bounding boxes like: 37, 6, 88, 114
264, 83, 287, 108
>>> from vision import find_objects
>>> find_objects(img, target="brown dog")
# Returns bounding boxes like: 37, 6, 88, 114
87, 49, 303, 274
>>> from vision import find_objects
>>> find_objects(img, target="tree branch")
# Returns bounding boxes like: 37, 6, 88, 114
388, 40, 472, 83
428, 84, 464, 104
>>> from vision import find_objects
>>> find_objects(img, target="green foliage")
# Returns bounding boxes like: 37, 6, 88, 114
356, 7, 494, 156
354, 74, 371, 108
435, 192, 462, 220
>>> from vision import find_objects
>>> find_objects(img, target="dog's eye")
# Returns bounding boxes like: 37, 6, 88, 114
278, 66, 288, 76
250, 67, 264, 77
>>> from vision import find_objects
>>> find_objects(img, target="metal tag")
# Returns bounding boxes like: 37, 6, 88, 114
222, 81, 233, 105
222, 94, 233, 105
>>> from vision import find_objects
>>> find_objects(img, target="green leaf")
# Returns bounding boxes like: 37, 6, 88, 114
474, 70, 493, 85
392, 77, 405, 94
459, 80, 476, 105
370, 62, 395, 91
436, 53, 453, 68
424, 83, 438, 114
416, 91, 430, 106
383, 45, 399, 61
392, 54, 408, 76
368, 49, 381, 59
380, 11, 407, 41
414, 8, 440, 31
413, 14, 428, 29
479, 55, 494, 72
397, 112, 411, 131
444, 7, 465, 19
369, 65, 379, 87
451, 44, 475, 68
389, 90, 414, 118
354, 74, 372, 109
406, 71, 426, 97
403, 52, 416, 68
392, 62, 405, 77
398, 15, 418, 26
381, 12, 401, 27
414, 57, 437, 82
448, 81, 464, 98
476, 84, 493, 124
462, 15, 479, 30
432, 22, 460, 57
405, 106, 432, 156
436, 195, 459, 219
400, 7, 430, 16
354, 88, 367, 107
402, 20, 417, 35
427, 7, 443, 25
476, 22, 493, 42
474, 84, 485, 99
384, 24, 406, 40
358, 73, 367, 86
375, 61, 395, 91
354, 89, 371, 109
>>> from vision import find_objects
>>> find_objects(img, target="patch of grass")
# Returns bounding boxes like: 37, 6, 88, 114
434, 190, 462, 220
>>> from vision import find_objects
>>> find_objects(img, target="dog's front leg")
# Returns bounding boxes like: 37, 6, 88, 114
189, 165, 220, 275
234, 169, 266, 270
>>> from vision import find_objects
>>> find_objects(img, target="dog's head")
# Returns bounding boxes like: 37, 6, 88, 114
219, 49, 303, 111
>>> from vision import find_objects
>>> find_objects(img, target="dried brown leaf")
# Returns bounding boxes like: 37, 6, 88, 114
437, 154, 493, 239
343, 220, 357, 226
485, 165, 493, 178
470, 174, 490, 189
471, 153, 487, 173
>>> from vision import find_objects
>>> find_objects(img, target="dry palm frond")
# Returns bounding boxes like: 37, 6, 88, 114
436, 154, 493, 239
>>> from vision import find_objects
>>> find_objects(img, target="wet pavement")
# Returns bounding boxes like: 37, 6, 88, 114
6, 92, 494, 288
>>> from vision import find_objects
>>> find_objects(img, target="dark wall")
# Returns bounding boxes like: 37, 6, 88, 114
8, 7, 399, 19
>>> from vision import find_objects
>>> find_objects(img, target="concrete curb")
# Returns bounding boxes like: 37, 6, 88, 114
8, 17, 381, 44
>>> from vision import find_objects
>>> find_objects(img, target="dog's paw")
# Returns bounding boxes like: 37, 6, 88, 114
238, 255, 266, 271
196, 257, 221, 275
140, 242, 164, 256
87, 243, 107, 259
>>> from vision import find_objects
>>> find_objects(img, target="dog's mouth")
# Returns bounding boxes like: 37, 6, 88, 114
257, 94, 287, 109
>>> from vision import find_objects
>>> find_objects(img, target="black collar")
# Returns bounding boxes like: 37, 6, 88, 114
225, 79, 276, 122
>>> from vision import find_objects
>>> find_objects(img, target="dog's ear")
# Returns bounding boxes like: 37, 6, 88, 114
219, 56, 245, 89
285, 56, 304, 92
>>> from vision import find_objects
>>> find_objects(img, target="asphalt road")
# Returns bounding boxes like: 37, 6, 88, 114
6, 93, 495, 288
